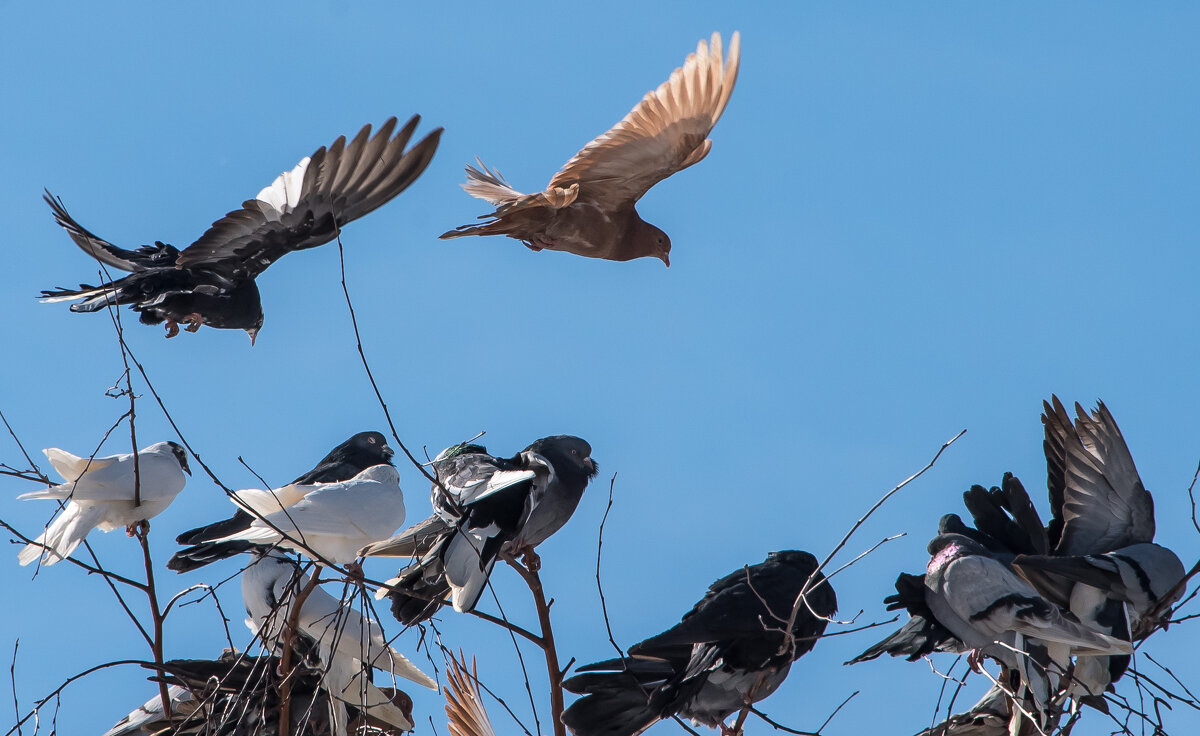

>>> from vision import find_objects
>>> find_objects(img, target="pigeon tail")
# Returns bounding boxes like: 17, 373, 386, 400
39, 283, 121, 311
561, 660, 664, 736
459, 160, 525, 206
167, 540, 266, 572
18, 502, 105, 566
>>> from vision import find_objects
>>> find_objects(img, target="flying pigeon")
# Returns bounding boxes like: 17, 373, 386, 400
242, 551, 435, 736
17, 441, 190, 566
439, 32, 740, 266
562, 550, 836, 736
923, 533, 1132, 722
363, 435, 597, 624
41, 116, 441, 342
169, 431, 394, 572
205, 464, 405, 566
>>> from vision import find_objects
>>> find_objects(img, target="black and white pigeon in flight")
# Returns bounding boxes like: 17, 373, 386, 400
41, 116, 441, 343
562, 550, 837, 736
169, 431, 394, 572
17, 441, 190, 566
362, 435, 597, 625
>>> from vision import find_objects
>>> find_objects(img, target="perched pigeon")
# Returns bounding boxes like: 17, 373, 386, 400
440, 32, 740, 266
207, 464, 405, 565
1003, 396, 1182, 700
17, 441, 190, 566
100, 685, 196, 736
145, 652, 339, 736
242, 551, 435, 736
913, 685, 1011, 736
364, 435, 597, 624
169, 431, 393, 572
42, 116, 440, 342
923, 534, 1132, 722
562, 550, 836, 736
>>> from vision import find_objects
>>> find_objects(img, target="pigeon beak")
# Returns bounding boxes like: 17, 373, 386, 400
247, 327, 259, 346
181, 457, 192, 476
661, 253, 671, 268
383, 445, 396, 462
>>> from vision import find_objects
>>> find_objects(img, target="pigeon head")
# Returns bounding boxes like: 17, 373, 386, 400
926, 533, 990, 575
246, 315, 263, 346
527, 435, 598, 480
330, 431, 395, 467
769, 549, 821, 573
165, 441, 191, 475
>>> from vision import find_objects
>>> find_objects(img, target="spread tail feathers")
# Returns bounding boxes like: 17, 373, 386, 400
39, 283, 121, 311
460, 159, 525, 206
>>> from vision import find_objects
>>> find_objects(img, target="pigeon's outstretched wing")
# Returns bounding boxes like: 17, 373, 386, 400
1043, 396, 1155, 554
42, 191, 181, 273
176, 116, 441, 281
547, 32, 740, 209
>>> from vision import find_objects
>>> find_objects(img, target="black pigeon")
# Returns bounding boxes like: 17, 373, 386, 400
41, 116, 441, 343
562, 550, 837, 736
168, 431, 394, 572
362, 435, 597, 625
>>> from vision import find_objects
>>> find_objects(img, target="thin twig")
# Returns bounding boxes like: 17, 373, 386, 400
779, 429, 966, 656
503, 553, 567, 736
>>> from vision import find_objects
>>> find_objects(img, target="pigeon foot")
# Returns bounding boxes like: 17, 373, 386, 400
518, 544, 541, 572
182, 313, 204, 332
164, 319, 180, 338
967, 648, 986, 673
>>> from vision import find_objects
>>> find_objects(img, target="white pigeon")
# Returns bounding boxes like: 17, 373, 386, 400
210, 464, 404, 564
242, 552, 435, 736
17, 441, 190, 566
100, 685, 196, 736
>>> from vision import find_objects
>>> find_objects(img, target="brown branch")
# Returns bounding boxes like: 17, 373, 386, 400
133, 523, 171, 718
278, 566, 323, 736
468, 609, 545, 647
503, 553, 566, 736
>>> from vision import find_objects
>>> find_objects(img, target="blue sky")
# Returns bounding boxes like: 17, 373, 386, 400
3, 3, 1199, 735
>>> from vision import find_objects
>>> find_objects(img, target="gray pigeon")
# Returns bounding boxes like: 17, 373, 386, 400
924, 533, 1132, 725
364, 435, 597, 624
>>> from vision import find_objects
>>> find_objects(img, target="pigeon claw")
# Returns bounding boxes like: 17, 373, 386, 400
967, 648, 985, 673
182, 313, 204, 332
164, 319, 180, 339
519, 545, 542, 572
345, 560, 364, 580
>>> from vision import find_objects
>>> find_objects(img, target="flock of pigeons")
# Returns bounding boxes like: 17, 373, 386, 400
14, 28, 1191, 736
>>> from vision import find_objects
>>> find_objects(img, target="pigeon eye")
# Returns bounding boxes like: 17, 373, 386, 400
570, 448, 579, 456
